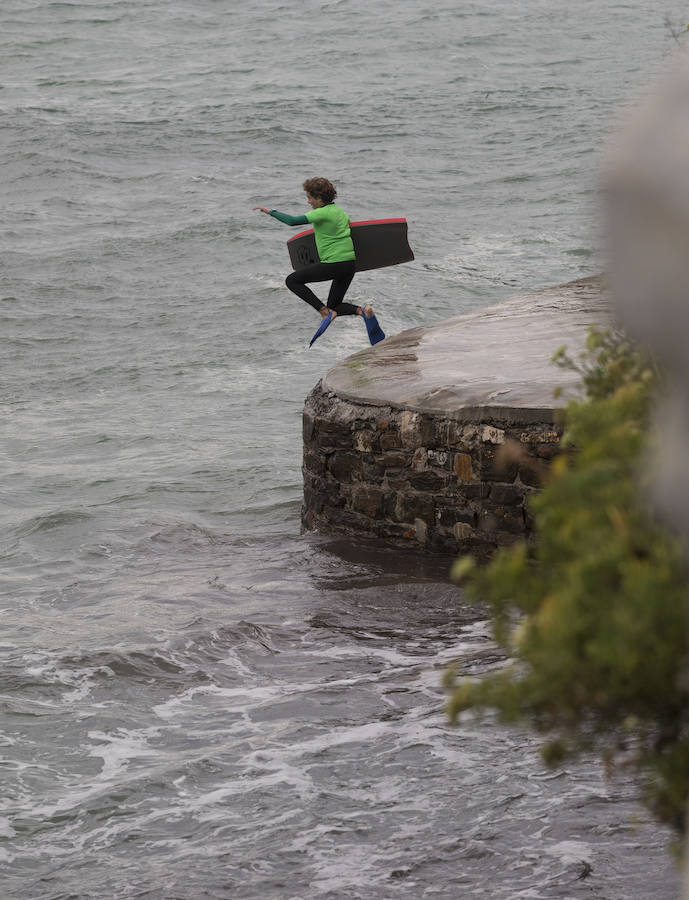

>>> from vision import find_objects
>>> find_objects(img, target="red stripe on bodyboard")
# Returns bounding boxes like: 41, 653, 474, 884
287, 217, 408, 243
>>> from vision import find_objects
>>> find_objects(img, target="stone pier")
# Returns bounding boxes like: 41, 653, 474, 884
301, 276, 611, 558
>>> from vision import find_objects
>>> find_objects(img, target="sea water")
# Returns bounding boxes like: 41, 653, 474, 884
1, 1, 684, 897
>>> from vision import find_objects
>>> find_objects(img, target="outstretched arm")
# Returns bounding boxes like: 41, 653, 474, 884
253, 206, 309, 226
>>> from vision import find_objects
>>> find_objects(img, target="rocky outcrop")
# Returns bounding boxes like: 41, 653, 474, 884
302, 276, 611, 557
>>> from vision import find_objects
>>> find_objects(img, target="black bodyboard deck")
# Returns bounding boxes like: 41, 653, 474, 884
287, 218, 414, 272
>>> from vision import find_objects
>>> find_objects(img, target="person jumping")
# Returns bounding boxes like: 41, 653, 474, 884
253, 177, 385, 347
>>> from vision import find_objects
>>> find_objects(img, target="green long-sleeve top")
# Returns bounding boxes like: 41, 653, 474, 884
270, 203, 356, 263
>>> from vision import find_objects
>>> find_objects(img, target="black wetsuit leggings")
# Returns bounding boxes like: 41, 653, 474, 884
285, 260, 359, 316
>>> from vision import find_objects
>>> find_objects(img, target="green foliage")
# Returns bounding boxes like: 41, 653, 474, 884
448, 328, 689, 833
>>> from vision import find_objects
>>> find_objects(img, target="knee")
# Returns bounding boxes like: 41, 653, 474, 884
285, 272, 297, 290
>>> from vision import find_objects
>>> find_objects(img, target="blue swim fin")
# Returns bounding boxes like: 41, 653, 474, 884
363, 312, 385, 345
309, 311, 334, 347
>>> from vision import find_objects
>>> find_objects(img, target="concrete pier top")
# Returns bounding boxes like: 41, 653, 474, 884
324, 276, 611, 423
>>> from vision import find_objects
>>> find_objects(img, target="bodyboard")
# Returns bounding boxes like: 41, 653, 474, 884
287, 218, 414, 272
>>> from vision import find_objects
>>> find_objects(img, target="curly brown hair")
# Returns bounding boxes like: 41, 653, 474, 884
303, 177, 337, 204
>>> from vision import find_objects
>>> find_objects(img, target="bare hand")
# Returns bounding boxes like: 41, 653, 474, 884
253, 206, 270, 214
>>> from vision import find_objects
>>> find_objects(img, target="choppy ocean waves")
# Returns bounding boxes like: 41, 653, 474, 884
0, 584, 675, 899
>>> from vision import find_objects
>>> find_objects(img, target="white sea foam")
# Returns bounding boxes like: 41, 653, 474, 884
545, 840, 594, 866
0, 816, 16, 838
87, 727, 162, 774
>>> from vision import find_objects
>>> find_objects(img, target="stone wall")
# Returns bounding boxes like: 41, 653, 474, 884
301, 277, 610, 558
302, 381, 562, 558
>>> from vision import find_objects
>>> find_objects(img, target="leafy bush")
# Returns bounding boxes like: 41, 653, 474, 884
447, 328, 689, 834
